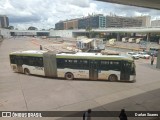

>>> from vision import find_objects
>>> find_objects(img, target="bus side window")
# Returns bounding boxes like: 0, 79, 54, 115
35, 57, 43, 67
16, 56, 23, 65
28, 57, 35, 66
79, 59, 89, 69
100, 60, 109, 70
57, 58, 64, 68
23, 56, 29, 65
110, 61, 120, 70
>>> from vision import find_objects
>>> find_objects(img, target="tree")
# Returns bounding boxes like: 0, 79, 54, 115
8, 26, 14, 30
49, 28, 54, 30
28, 26, 38, 30
3, 26, 14, 30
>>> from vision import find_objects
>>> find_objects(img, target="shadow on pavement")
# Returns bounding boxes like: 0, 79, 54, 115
56, 88, 160, 120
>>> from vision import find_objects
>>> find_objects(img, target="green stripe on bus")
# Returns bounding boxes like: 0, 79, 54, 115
56, 55, 133, 62
9, 53, 43, 57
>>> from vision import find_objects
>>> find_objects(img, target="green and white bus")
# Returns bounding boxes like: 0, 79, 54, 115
9, 50, 136, 82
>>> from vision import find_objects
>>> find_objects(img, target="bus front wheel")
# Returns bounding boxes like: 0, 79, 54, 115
65, 72, 74, 80
108, 74, 118, 81
24, 68, 30, 75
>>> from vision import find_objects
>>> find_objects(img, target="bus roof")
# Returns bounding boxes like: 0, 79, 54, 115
10, 50, 47, 57
10, 50, 133, 62
57, 52, 134, 62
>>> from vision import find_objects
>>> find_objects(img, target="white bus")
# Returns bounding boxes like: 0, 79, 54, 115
9, 50, 136, 82
122, 37, 129, 43
128, 38, 136, 43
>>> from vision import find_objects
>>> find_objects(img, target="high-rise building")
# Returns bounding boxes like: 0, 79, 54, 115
55, 21, 64, 30
151, 20, 160, 27
55, 15, 150, 30
106, 16, 142, 28
122, 17, 142, 27
134, 16, 151, 27
78, 14, 106, 29
64, 19, 78, 30
0, 15, 9, 28
55, 19, 78, 30
106, 16, 123, 27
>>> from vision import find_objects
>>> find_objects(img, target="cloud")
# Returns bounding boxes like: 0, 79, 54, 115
1, 0, 160, 30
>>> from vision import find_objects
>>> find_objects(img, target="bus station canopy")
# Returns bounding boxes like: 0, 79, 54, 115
97, 0, 160, 10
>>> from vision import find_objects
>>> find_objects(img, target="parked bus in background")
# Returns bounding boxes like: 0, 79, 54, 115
9, 50, 136, 82
136, 38, 143, 44
128, 38, 136, 43
122, 37, 129, 43
108, 38, 116, 45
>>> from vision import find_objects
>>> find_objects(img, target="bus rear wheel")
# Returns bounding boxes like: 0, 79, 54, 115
24, 68, 30, 75
65, 72, 74, 80
108, 74, 118, 81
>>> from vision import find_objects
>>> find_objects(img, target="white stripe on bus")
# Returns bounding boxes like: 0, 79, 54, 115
98, 70, 120, 80
57, 68, 89, 79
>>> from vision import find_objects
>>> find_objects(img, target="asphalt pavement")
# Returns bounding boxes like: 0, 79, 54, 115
0, 37, 160, 120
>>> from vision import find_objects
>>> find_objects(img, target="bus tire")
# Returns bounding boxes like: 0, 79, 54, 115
24, 68, 30, 75
108, 74, 118, 81
65, 72, 74, 80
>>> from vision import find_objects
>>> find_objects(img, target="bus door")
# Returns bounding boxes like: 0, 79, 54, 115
89, 60, 98, 80
16, 56, 23, 73
120, 61, 130, 80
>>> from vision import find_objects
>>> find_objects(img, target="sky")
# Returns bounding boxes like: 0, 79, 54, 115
0, 0, 160, 30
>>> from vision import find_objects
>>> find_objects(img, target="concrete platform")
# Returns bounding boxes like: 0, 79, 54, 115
0, 37, 160, 120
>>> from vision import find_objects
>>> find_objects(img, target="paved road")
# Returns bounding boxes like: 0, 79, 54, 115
0, 37, 160, 120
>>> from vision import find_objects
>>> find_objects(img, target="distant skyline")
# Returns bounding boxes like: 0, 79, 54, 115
1, 0, 160, 30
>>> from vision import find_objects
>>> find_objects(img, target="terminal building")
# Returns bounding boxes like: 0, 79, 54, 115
134, 16, 151, 27
78, 14, 106, 29
55, 15, 150, 30
64, 19, 78, 30
55, 21, 64, 30
106, 16, 143, 28
55, 14, 106, 30
151, 20, 160, 27
0, 15, 9, 28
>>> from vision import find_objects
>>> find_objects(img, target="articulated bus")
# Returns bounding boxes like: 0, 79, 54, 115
9, 50, 136, 82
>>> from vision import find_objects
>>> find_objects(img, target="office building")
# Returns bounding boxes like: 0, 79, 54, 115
55, 14, 151, 30
151, 20, 160, 27
106, 16, 142, 28
122, 17, 142, 27
106, 16, 123, 27
78, 14, 106, 29
0, 15, 9, 28
55, 21, 64, 30
64, 19, 78, 30
134, 16, 151, 27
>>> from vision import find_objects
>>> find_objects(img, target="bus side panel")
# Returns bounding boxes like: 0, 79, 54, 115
22, 64, 45, 76
98, 70, 120, 80
43, 52, 57, 77
57, 68, 89, 79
